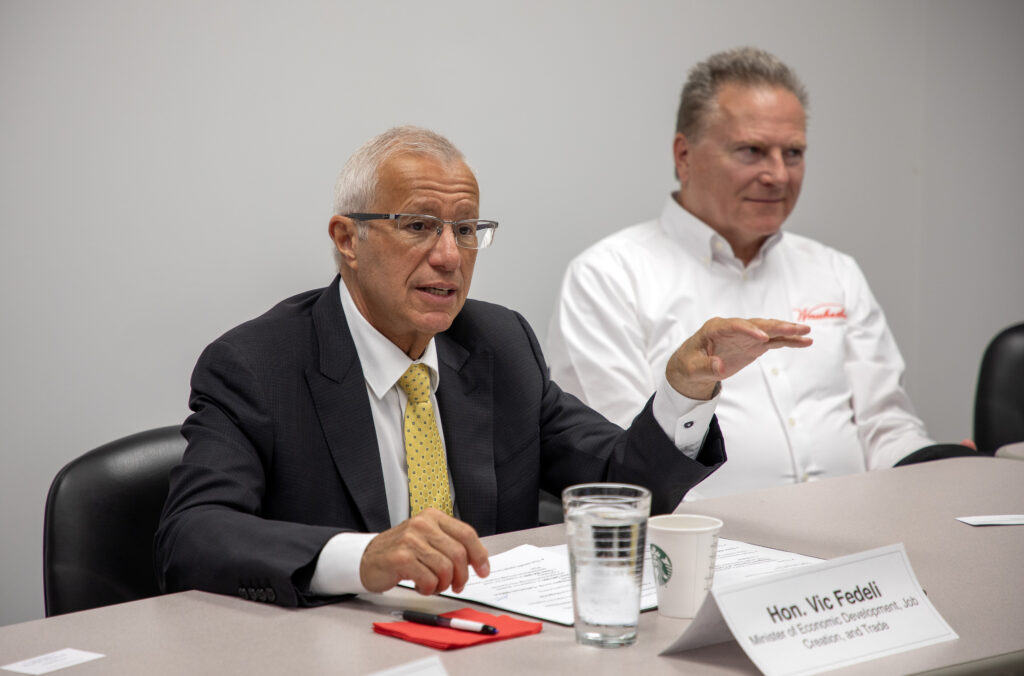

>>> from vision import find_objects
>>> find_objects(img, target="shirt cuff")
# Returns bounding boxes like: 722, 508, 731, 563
652, 376, 720, 459
309, 531, 378, 596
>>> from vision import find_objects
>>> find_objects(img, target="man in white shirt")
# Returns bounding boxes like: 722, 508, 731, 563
548, 47, 973, 500
156, 125, 812, 606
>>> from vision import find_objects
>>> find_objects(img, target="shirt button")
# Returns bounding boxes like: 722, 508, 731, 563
683, 421, 694, 429
771, 368, 779, 376
788, 417, 796, 427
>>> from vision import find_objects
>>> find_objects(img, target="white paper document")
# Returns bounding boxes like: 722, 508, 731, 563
365, 655, 449, 676
956, 514, 1024, 526
400, 543, 617, 625
662, 543, 958, 676
2, 649, 104, 675
713, 538, 822, 588
398, 538, 821, 626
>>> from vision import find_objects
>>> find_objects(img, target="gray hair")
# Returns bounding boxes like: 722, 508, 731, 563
330, 126, 466, 268
333, 125, 465, 221
676, 47, 809, 142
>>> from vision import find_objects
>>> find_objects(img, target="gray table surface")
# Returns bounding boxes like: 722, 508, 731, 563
2, 457, 1022, 675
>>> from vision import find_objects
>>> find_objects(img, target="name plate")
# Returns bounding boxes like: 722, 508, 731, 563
663, 544, 957, 676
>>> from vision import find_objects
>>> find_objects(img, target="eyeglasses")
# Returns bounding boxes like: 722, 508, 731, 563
346, 213, 498, 250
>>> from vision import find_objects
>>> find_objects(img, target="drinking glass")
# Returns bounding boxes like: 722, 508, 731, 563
563, 483, 651, 647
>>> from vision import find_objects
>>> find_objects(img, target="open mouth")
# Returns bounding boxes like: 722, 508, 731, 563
420, 287, 455, 297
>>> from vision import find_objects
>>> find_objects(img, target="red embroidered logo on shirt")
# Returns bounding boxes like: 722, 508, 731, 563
794, 303, 847, 322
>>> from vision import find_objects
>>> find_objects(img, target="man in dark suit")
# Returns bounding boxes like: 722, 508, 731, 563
155, 126, 811, 607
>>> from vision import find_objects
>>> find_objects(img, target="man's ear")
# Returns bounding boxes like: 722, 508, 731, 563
328, 215, 359, 271
673, 132, 692, 183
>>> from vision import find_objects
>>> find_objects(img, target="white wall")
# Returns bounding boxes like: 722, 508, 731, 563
2, 0, 1021, 626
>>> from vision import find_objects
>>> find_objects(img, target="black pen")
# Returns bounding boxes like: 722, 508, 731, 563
392, 610, 499, 635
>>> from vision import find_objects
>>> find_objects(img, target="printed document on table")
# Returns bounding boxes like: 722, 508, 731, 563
397, 538, 821, 625
713, 538, 822, 587
956, 514, 1024, 526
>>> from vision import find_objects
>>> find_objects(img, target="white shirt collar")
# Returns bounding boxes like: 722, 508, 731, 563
337, 279, 440, 400
659, 195, 783, 270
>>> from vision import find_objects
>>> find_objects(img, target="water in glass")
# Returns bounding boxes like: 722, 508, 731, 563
566, 498, 648, 647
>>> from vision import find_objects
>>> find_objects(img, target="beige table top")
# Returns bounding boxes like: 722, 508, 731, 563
2, 457, 1022, 675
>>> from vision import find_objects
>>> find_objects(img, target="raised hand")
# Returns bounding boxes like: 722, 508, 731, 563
666, 317, 812, 400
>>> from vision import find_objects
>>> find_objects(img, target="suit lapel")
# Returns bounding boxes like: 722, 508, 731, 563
306, 276, 391, 533
436, 332, 497, 536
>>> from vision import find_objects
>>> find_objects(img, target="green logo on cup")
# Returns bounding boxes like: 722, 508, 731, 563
650, 544, 672, 585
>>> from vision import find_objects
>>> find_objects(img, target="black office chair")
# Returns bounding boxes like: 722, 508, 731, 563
974, 322, 1024, 455
43, 426, 185, 616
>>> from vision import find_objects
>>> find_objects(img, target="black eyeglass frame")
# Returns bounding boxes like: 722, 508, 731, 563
345, 213, 499, 250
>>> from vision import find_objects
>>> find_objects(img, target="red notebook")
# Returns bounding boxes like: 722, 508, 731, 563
373, 608, 542, 650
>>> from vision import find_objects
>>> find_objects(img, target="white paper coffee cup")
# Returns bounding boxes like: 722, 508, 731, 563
647, 514, 723, 618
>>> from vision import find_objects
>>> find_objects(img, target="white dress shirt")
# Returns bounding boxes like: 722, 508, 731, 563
310, 282, 452, 595
547, 196, 935, 500
312, 278, 718, 595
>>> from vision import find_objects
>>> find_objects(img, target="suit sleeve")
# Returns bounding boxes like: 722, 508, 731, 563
154, 338, 346, 607
518, 312, 725, 515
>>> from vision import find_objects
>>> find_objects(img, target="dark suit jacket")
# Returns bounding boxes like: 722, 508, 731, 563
155, 276, 725, 606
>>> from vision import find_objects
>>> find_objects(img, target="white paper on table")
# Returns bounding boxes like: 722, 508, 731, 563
956, 514, 1024, 526
712, 538, 822, 588
1, 649, 104, 675
401, 543, 585, 625
397, 538, 821, 626
365, 655, 449, 676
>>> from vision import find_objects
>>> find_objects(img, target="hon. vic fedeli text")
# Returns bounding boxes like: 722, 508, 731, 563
766, 581, 884, 623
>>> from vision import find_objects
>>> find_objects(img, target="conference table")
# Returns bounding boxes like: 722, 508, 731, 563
2, 457, 1022, 675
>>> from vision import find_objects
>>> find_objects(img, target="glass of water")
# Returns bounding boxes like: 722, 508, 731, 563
563, 483, 651, 647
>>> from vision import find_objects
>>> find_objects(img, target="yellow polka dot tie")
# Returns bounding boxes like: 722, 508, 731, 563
397, 364, 453, 517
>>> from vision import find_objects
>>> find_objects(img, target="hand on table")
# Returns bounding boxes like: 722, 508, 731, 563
666, 317, 813, 400
360, 508, 490, 595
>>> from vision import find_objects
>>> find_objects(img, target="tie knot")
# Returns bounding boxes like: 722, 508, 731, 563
398, 363, 431, 403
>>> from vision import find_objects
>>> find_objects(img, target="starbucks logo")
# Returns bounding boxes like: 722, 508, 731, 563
650, 544, 672, 585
